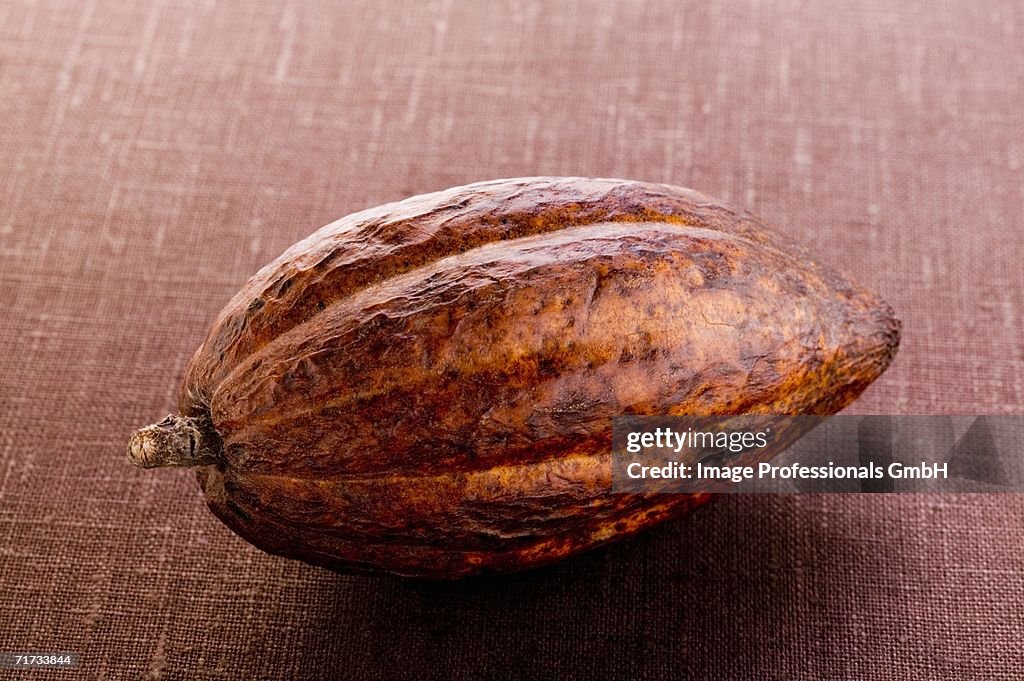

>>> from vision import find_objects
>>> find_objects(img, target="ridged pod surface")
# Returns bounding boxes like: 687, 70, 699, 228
128, 177, 900, 578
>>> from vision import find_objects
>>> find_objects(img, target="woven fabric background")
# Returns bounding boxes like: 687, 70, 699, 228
2, 0, 1023, 678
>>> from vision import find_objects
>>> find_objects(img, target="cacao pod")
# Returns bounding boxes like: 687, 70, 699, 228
128, 177, 900, 578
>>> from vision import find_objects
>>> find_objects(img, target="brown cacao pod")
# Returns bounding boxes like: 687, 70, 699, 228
128, 177, 900, 578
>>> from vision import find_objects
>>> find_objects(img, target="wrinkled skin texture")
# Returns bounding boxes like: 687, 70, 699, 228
178, 177, 900, 578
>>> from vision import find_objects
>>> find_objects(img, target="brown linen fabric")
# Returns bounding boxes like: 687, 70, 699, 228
1, 0, 1023, 678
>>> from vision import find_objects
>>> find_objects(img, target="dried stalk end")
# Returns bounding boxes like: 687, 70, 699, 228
127, 414, 222, 469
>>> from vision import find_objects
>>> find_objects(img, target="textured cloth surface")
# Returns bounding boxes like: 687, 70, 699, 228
2, 0, 1023, 679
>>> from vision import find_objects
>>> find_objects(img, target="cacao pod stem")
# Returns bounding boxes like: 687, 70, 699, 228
127, 414, 222, 469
